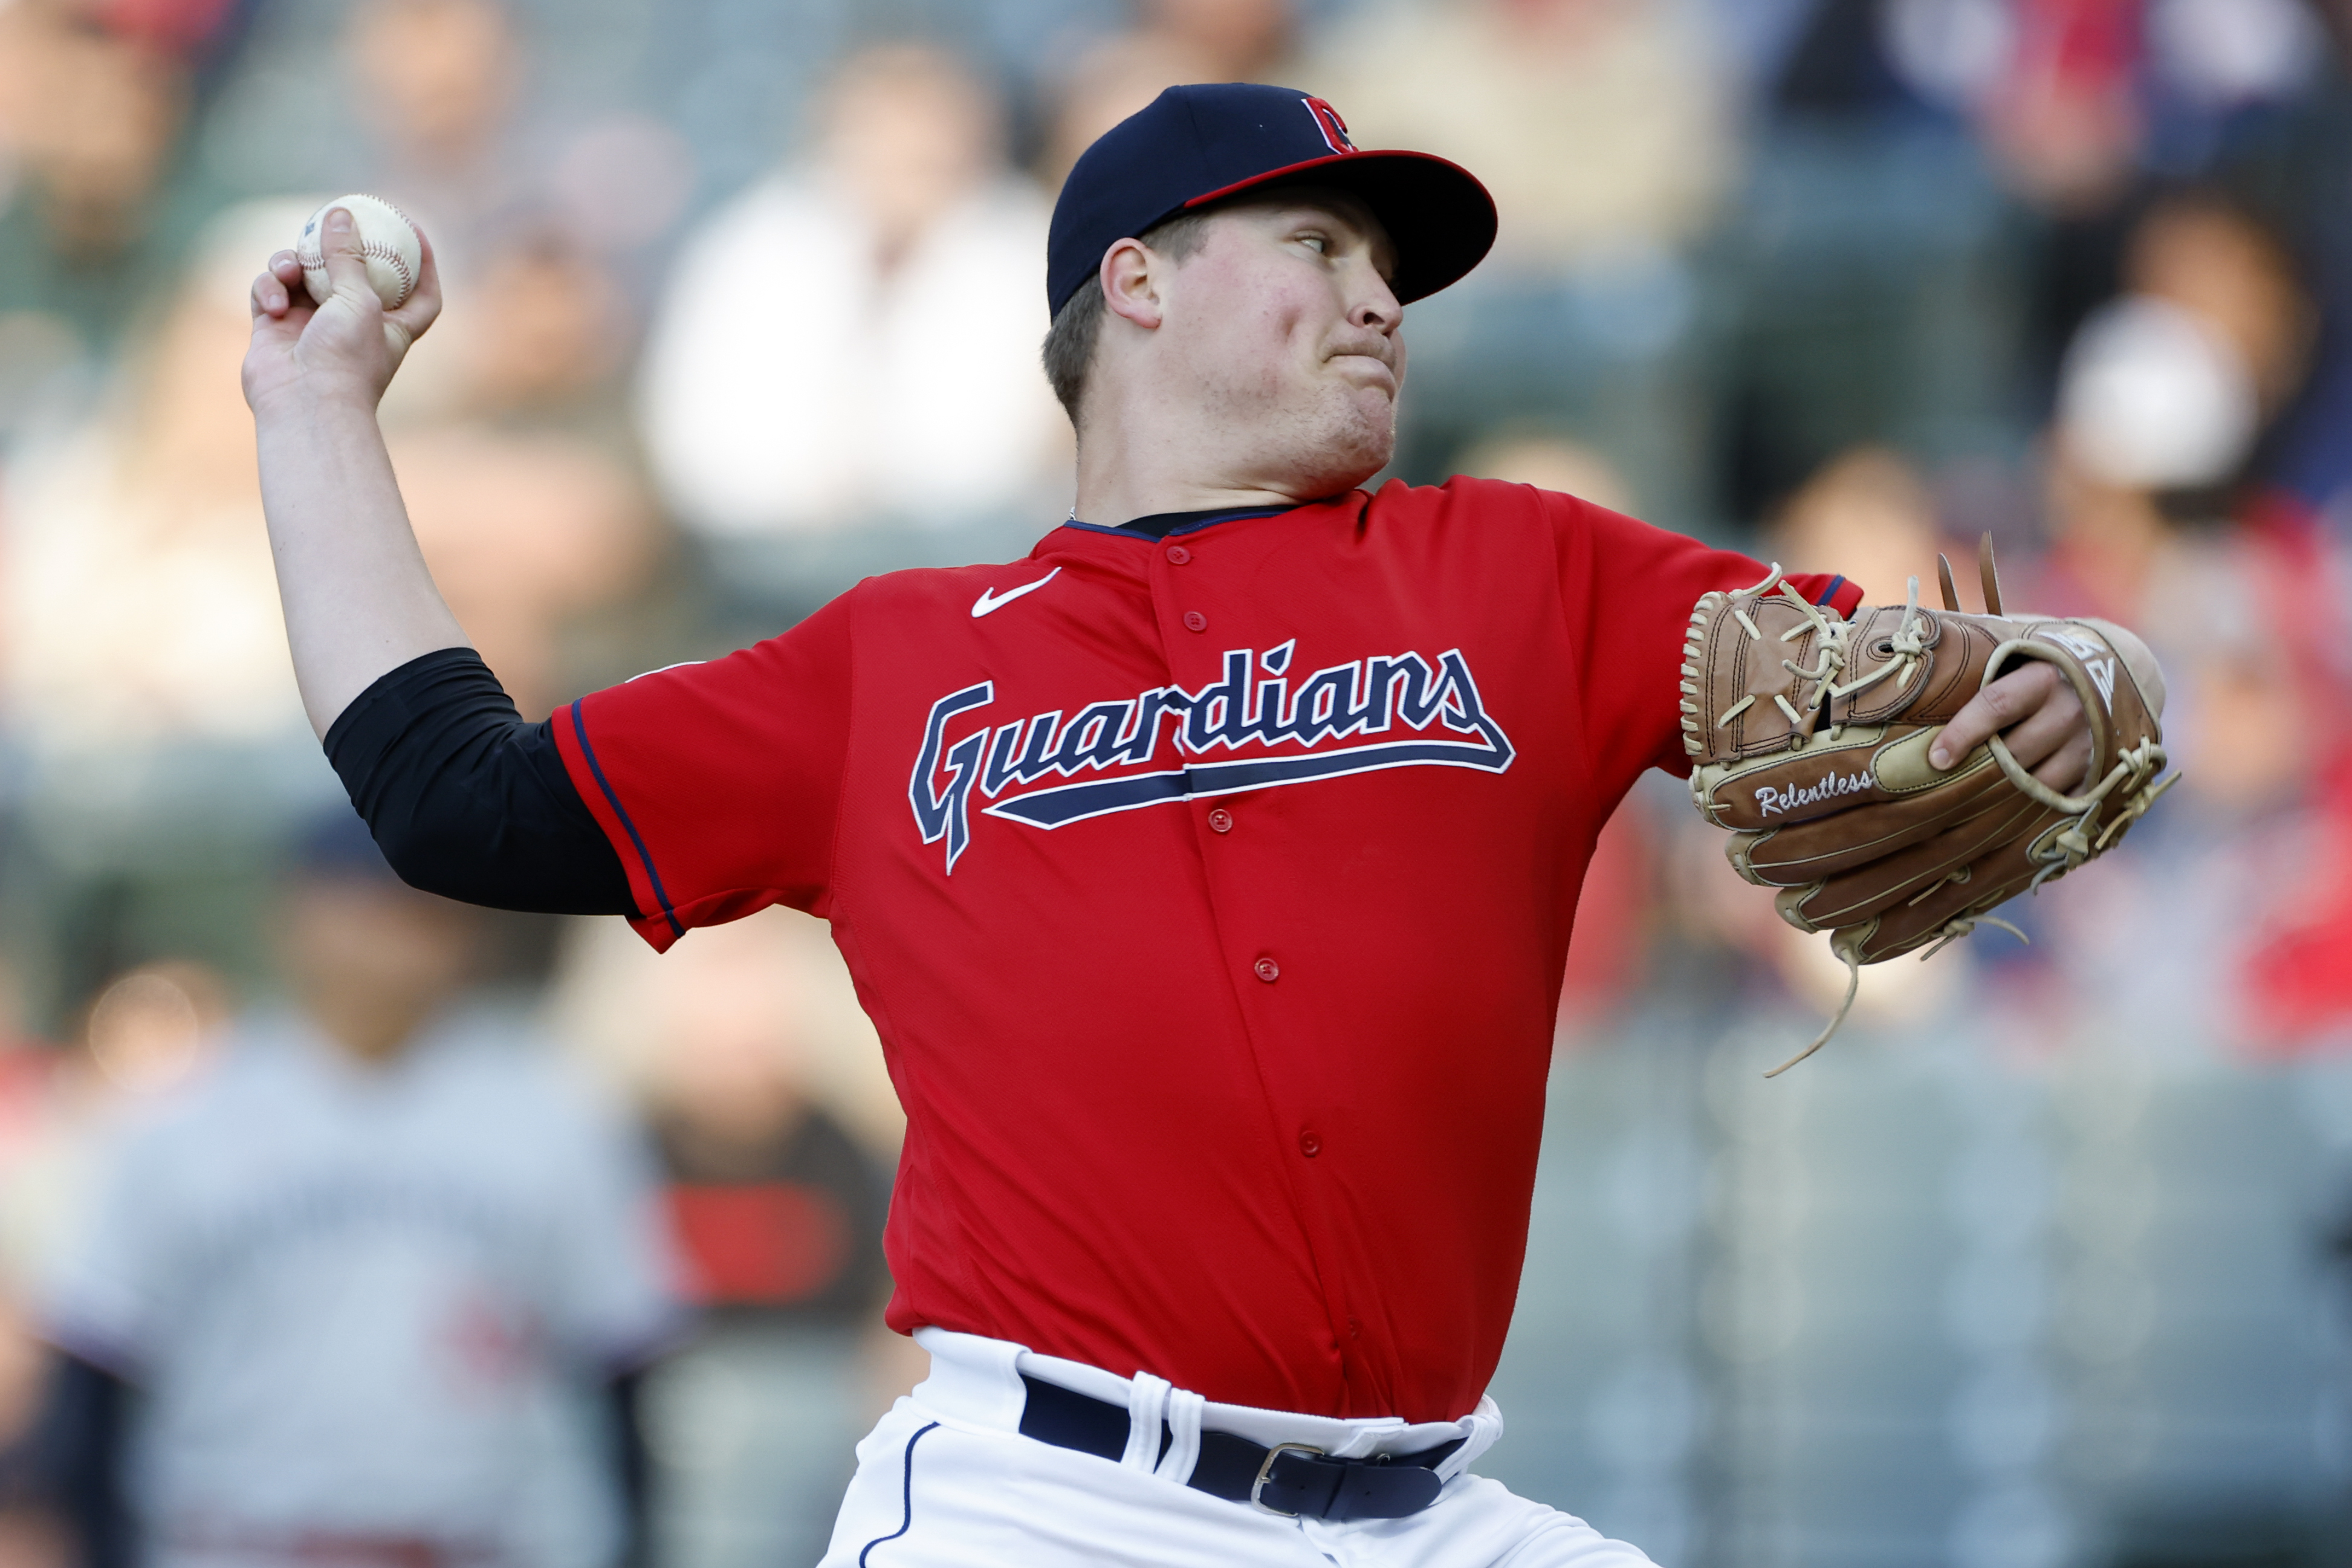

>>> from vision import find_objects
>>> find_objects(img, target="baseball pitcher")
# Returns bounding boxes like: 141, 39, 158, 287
241, 85, 2162, 1567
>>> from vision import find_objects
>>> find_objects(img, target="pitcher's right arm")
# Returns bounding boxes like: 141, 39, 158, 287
243, 204, 469, 738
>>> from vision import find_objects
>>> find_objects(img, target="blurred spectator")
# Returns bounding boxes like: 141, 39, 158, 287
387, 423, 654, 716
1310, 0, 1732, 271
646, 917, 890, 1568
1139, 0, 1293, 79
644, 922, 889, 1329
0, 961, 226, 1365
343, 0, 520, 255
1764, 444, 1943, 604
0, 958, 225, 1568
2, 199, 657, 745
548, 907, 907, 1568
2209, 0, 2352, 521
0, 1, 189, 263
1962, 0, 2148, 215
1874, 0, 2327, 209
444, 225, 633, 426
1997, 189, 2352, 1052
2124, 193, 2316, 420
2035, 196, 2314, 626
1037, 0, 1296, 185
31, 813, 679, 1568
1451, 432, 1638, 514
0, 953, 64, 1568
1, 203, 310, 753
637, 44, 1065, 542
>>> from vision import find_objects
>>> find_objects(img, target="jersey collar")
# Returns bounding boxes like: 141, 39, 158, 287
1061, 502, 1304, 541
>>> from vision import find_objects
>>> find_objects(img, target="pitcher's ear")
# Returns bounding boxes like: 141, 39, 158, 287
1100, 238, 1165, 331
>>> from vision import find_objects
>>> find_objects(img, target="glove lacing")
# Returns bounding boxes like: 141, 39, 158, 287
1717, 568, 1929, 746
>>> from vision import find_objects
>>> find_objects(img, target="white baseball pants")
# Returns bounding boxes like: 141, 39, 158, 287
815, 1330, 1659, 1568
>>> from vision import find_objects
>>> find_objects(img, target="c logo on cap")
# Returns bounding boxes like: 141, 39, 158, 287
1303, 97, 1356, 155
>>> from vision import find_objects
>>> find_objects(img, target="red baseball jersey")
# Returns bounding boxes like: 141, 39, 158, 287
553, 477, 1858, 1422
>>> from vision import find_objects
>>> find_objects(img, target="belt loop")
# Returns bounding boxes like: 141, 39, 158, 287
1155, 1387, 1205, 1483
1437, 1396, 1505, 1483
1121, 1372, 1173, 1473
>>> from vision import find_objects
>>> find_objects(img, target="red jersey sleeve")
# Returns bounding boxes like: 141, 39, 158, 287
551, 592, 855, 951
1547, 493, 1862, 786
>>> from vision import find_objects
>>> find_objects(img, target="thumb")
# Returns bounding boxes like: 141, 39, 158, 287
317, 207, 379, 309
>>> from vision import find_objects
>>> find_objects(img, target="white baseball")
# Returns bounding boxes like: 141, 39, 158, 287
294, 193, 423, 310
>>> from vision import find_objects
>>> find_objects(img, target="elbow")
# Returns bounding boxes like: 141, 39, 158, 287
363, 808, 481, 904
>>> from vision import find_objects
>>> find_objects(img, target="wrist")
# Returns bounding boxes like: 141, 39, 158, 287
248, 378, 381, 429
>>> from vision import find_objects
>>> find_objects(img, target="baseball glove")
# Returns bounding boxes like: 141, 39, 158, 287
1680, 539, 2173, 1075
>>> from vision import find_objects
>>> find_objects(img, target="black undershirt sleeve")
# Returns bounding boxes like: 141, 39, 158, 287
323, 647, 635, 915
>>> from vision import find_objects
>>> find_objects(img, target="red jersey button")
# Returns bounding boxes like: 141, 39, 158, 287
1182, 611, 1208, 633
1165, 545, 1191, 565
1207, 808, 1233, 834
1298, 1131, 1321, 1158
1254, 956, 1280, 983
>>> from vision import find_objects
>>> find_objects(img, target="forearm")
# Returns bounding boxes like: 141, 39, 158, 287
254, 395, 471, 737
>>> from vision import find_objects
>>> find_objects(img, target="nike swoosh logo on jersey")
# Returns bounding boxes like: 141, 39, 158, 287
971, 568, 1061, 618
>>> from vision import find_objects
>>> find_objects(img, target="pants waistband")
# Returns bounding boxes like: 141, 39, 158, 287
909, 1327, 1502, 1488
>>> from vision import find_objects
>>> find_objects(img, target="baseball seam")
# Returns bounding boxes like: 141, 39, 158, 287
296, 195, 420, 305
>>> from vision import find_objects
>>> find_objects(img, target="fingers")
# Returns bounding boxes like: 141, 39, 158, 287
2032, 728, 2093, 794
250, 251, 305, 319
1929, 663, 2058, 768
1928, 660, 2097, 797
386, 222, 442, 342
317, 207, 380, 313
1981, 670, 2084, 773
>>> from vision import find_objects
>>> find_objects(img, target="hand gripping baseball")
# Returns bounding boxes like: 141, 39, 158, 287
243, 205, 443, 416
1680, 542, 2174, 1075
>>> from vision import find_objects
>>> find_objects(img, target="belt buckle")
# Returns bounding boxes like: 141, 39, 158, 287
1250, 1441, 1326, 1517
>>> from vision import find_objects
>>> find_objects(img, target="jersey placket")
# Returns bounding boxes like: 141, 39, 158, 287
1148, 526, 1367, 1396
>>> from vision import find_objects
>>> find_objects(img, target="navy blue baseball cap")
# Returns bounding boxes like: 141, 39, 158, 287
1046, 83, 1497, 316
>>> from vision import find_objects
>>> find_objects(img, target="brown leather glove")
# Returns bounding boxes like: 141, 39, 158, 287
1680, 549, 2172, 1074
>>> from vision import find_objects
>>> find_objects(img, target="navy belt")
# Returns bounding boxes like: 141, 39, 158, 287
1016, 1374, 1462, 1521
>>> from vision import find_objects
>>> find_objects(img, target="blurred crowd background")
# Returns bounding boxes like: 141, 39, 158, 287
0, 0, 2348, 1564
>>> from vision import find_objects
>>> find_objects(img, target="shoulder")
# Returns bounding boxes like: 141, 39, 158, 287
833, 552, 1071, 623
1362, 475, 1595, 528
1350, 476, 1605, 564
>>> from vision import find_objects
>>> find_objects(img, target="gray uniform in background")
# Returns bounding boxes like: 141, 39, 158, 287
42, 1006, 680, 1568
